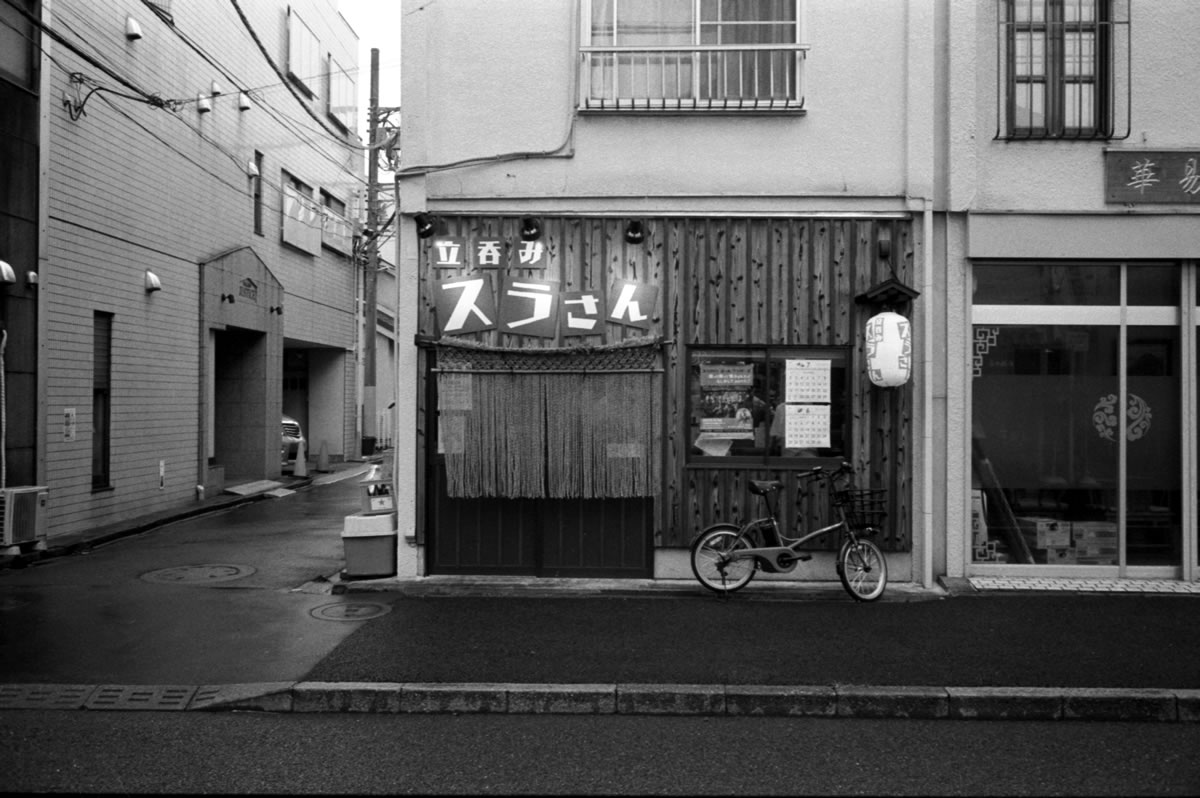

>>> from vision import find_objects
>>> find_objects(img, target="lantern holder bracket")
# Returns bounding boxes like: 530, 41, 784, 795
854, 278, 920, 312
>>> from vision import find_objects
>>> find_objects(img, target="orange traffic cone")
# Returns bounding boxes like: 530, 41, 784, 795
293, 438, 308, 477
316, 440, 331, 473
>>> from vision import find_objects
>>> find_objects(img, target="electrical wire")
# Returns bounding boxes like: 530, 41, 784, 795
54, 7, 366, 186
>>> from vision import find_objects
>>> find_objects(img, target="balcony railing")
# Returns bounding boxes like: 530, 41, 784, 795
580, 44, 809, 112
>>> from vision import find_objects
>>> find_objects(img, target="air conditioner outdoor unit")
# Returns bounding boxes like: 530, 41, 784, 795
1, 486, 48, 551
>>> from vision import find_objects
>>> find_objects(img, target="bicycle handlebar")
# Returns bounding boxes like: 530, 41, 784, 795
800, 461, 855, 481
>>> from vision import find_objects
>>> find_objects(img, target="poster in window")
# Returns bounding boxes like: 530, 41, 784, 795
694, 363, 762, 456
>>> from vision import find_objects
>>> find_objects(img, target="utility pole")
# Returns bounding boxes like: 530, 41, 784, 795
362, 48, 380, 451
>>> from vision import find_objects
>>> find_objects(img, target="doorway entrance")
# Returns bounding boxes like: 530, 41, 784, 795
424, 341, 661, 578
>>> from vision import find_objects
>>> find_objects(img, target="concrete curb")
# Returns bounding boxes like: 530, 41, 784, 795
4, 682, 1200, 721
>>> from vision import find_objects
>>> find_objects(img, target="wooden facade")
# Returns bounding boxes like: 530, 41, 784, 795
416, 215, 914, 571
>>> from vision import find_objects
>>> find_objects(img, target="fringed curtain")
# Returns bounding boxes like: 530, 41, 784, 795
436, 339, 662, 499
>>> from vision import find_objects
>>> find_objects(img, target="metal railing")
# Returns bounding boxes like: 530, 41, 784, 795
580, 44, 808, 111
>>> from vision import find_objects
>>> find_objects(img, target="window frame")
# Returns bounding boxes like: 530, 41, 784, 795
685, 344, 852, 469
325, 54, 355, 132
92, 312, 113, 492
1002, 0, 1112, 139
580, 0, 808, 112
287, 8, 321, 98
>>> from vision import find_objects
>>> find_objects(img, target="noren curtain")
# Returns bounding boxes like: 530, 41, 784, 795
435, 339, 662, 499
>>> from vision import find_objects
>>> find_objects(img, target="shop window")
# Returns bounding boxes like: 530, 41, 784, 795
687, 346, 850, 466
971, 262, 1182, 569
287, 8, 321, 97
996, 0, 1130, 140
581, 0, 807, 112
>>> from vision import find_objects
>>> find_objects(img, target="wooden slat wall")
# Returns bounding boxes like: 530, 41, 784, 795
417, 216, 913, 553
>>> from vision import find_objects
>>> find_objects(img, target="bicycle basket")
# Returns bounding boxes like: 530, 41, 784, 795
833, 488, 888, 532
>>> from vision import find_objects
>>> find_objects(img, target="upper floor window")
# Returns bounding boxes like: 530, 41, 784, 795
581, 0, 808, 112
281, 171, 321, 255
326, 55, 356, 132
0, 0, 38, 88
997, 0, 1130, 140
288, 8, 321, 97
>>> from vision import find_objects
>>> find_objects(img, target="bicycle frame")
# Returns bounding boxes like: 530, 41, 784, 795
709, 470, 869, 574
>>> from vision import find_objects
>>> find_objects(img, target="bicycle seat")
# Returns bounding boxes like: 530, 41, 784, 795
749, 480, 784, 496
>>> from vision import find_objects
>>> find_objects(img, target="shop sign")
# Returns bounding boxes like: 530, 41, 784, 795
434, 275, 658, 338
1105, 150, 1200, 204
431, 235, 550, 270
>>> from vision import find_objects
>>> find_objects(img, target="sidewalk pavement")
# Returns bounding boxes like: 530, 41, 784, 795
2, 457, 1199, 722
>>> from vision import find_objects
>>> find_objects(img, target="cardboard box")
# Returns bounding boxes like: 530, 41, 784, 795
1074, 541, 1117, 565
1073, 521, 1118, 543
1017, 517, 1070, 549
1044, 547, 1077, 565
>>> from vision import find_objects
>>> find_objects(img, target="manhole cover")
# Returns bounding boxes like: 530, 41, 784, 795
310, 602, 392, 622
141, 564, 257, 584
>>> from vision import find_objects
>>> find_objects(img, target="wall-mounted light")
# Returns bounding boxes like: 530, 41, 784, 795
125, 15, 143, 40
144, 270, 162, 293
0, 260, 15, 285
247, 160, 260, 178
210, 80, 223, 96
520, 217, 542, 241
414, 213, 437, 239
624, 220, 645, 245
238, 92, 252, 111
26, 271, 38, 285
269, 305, 283, 315
220, 293, 235, 303
197, 94, 212, 113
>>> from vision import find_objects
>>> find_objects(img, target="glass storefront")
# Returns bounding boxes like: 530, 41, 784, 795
970, 262, 1186, 574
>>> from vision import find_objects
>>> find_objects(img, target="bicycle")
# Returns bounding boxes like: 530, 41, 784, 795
688, 462, 889, 602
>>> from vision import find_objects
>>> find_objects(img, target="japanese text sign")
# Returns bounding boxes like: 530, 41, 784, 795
435, 277, 658, 338
1105, 150, 1200, 204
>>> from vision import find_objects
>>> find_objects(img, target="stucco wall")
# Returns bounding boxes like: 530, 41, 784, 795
401, 0, 937, 208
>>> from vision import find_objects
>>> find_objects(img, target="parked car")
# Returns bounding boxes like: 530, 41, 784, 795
281, 415, 306, 461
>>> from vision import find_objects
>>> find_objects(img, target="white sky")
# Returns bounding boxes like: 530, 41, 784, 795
338, 0, 403, 142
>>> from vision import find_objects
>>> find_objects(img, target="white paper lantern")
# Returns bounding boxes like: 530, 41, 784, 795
865, 311, 912, 387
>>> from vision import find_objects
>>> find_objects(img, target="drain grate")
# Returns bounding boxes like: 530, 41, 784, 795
141, 564, 257, 585
0, 684, 96, 710
84, 685, 197, 711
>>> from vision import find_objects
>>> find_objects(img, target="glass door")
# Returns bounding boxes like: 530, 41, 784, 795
970, 262, 1184, 577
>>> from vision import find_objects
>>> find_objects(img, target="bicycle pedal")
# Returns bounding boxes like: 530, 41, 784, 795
797, 554, 812, 562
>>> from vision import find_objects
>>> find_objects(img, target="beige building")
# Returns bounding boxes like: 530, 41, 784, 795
18, 0, 366, 543
391, 0, 1200, 588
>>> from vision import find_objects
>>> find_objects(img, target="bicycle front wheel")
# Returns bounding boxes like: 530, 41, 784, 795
690, 527, 756, 593
837, 538, 887, 602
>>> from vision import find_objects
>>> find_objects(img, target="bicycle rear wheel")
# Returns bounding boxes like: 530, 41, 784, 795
837, 538, 887, 602
690, 527, 756, 593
